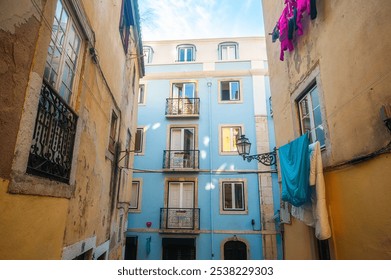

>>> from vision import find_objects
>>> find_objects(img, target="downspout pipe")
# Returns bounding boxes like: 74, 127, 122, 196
207, 81, 214, 259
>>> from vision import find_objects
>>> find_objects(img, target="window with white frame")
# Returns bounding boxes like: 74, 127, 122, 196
172, 82, 196, 99
219, 42, 238, 60
167, 182, 195, 209
220, 81, 240, 102
220, 125, 242, 153
138, 84, 145, 104
44, 0, 82, 104
177, 44, 196, 62
220, 180, 247, 214
135, 128, 144, 154
143, 46, 153, 63
298, 84, 325, 147
130, 181, 141, 211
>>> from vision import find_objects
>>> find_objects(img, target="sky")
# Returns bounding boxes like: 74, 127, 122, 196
138, 0, 265, 41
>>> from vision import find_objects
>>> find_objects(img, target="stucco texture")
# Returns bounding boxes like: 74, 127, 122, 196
0, 179, 68, 259
262, 0, 391, 259
324, 154, 391, 260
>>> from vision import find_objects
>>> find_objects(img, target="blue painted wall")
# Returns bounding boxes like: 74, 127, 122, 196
128, 55, 274, 260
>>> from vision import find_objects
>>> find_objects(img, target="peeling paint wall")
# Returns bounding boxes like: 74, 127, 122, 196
0, 0, 44, 179
262, 0, 391, 259
0, 0, 143, 259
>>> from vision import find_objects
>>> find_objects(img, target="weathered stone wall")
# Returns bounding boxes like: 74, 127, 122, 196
0, 0, 46, 179
0, 0, 142, 259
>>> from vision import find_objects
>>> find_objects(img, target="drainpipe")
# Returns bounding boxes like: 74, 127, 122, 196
207, 81, 214, 259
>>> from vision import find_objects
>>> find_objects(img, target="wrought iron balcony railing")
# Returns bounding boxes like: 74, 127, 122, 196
163, 150, 199, 170
27, 80, 78, 183
165, 98, 200, 117
160, 208, 200, 230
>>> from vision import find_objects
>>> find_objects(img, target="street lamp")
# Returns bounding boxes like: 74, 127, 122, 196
236, 135, 277, 166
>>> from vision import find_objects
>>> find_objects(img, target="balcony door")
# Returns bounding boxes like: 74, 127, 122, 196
172, 83, 196, 115
170, 128, 194, 168
167, 182, 195, 229
168, 182, 194, 209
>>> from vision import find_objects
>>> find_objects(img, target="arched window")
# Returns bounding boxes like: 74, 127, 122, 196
176, 44, 196, 62
218, 42, 238, 60
143, 46, 153, 63
224, 240, 247, 260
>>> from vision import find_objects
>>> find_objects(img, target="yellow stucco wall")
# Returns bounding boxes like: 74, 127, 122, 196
325, 154, 391, 259
0, 179, 68, 259
261, 0, 391, 259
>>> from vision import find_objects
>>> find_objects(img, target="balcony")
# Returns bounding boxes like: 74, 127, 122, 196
160, 208, 200, 231
163, 150, 199, 171
165, 98, 200, 118
27, 80, 78, 183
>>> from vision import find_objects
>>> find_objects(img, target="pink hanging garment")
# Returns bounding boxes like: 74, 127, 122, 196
278, 6, 294, 61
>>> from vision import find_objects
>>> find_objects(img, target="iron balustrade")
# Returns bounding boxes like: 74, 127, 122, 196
163, 150, 199, 169
165, 98, 200, 116
160, 208, 200, 230
27, 80, 78, 183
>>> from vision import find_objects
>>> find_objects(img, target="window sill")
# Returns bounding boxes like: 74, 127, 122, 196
220, 210, 248, 215
9, 171, 75, 199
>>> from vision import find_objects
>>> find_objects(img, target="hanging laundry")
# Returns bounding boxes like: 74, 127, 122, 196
278, 5, 294, 61
271, 24, 280, 43
309, 141, 331, 240
279, 134, 310, 207
269, 0, 318, 61
288, 0, 298, 40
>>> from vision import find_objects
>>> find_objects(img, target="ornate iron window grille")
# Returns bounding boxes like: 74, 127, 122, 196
27, 80, 78, 183
165, 98, 200, 116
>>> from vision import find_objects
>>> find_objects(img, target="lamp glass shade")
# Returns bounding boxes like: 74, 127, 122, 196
236, 135, 251, 156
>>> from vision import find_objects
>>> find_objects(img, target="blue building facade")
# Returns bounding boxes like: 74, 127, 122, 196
126, 37, 281, 260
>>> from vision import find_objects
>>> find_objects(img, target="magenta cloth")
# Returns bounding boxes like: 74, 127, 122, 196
278, 5, 294, 61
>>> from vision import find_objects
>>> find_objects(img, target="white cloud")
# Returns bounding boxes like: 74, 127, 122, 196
139, 0, 264, 40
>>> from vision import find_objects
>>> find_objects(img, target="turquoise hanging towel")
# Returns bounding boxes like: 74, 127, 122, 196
279, 134, 310, 207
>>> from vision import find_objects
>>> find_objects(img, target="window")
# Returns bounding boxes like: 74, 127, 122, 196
44, 0, 81, 103
168, 182, 195, 209
118, 214, 124, 242
219, 42, 238, 60
119, 0, 133, 53
130, 181, 141, 211
27, 0, 80, 184
161, 178, 199, 230
109, 111, 118, 153
135, 128, 144, 154
125, 130, 131, 167
172, 82, 196, 99
167, 82, 199, 116
138, 84, 145, 104
222, 182, 244, 211
220, 179, 248, 214
164, 127, 198, 169
177, 44, 196, 62
298, 84, 325, 147
220, 81, 240, 102
220, 125, 242, 153
143, 46, 153, 63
